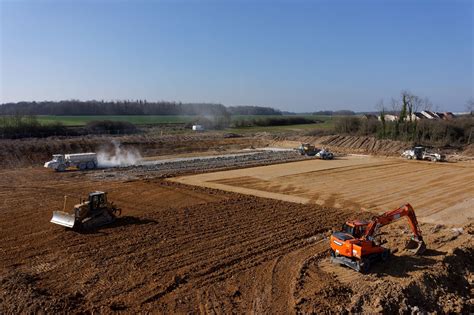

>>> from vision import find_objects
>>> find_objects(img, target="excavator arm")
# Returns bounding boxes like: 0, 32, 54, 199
364, 203, 425, 254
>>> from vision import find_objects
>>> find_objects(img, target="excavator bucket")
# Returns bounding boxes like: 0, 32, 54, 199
50, 211, 76, 228
404, 239, 426, 255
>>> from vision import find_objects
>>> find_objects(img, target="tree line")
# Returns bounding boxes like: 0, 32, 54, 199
0, 100, 283, 116
334, 91, 474, 146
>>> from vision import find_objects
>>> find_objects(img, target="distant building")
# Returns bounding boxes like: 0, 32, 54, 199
414, 111, 457, 120
441, 112, 456, 120
378, 114, 398, 122
421, 110, 439, 119
413, 112, 426, 120
363, 114, 378, 120
192, 125, 205, 131
377, 111, 457, 122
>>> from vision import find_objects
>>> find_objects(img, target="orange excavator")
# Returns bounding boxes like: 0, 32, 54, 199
330, 203, 426, 273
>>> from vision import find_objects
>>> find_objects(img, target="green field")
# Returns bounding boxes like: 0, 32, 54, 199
1, 115, 335, 133
29, 114, 333, 127
34, 115, 196, 126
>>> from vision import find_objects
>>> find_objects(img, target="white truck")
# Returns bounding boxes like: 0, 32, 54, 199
401, 146, 445, 162
315, 149, 334, 160
44, 153, 98, 171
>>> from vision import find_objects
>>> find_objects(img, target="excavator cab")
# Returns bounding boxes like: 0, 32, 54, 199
341, 220, 369, 238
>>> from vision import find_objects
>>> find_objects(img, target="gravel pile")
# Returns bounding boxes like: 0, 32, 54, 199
90, 150, 309, 180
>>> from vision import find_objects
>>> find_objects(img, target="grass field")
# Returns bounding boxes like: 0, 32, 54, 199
28, 114, 334, 127
1, 114, 335, 133
33, 115, 196, 126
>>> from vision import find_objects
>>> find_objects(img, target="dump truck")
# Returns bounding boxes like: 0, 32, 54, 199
329, 203, 425, 273
50, 191, 121, 230
44, 153, 98, 171
402, 146, 445, 162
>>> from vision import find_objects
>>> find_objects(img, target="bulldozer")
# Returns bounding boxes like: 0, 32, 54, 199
298, 143, 319, 156
50, 191, 121, 230
329, 203, 426, 273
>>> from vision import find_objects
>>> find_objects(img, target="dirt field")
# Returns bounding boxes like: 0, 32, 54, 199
1, 152, 473, 313
173, 155, 474, 226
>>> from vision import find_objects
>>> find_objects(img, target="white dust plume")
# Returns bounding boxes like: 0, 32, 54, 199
97, 140, 142, 167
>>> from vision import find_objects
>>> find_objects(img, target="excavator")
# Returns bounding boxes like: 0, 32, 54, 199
50, 191, 121, 230
330, 203, 426, 273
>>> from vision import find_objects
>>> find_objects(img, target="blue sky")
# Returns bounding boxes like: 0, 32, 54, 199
1, 0, 472, 112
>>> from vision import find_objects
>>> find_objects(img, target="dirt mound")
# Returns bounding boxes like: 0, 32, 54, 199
297, 220, 474, 314
319, 135, 408, 154
0, 133, 265, 168
462, 144, 474, 156
346, 246, 473, 313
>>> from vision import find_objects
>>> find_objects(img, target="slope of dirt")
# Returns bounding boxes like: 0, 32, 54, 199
0, 132, 265, 168
273, 135, 474, 160
271, 135, 409, 156
304, 222, 474, 314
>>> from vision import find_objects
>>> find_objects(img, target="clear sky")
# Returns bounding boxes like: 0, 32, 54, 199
1, 0, 472, 112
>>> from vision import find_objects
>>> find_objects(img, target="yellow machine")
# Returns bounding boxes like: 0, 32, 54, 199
51, 191, 121, 230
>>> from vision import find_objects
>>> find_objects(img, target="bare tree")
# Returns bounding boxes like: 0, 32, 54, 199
467, 98, 474, 116
375, 99, 386, 138
390, 97, 400, 114
422, 97, 433, 111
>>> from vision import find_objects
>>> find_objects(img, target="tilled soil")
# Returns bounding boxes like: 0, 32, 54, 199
1, 167, 472, 313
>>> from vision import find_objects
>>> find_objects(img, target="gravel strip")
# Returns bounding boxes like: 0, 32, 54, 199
89, 150, 310, 181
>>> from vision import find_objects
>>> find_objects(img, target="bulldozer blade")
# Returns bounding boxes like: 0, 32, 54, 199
50, 211, 76, 228
404, 239, 426, 255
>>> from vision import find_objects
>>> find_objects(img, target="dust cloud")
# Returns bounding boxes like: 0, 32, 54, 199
97, 140, 142, 167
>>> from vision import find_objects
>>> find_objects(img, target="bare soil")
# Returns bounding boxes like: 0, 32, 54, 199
173, 155, 474, 225
1, 165, 472, 313
1, 134, 473, 313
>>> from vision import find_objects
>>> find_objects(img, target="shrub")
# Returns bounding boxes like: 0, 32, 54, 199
334, 116, 361, 134
85, 120, 138, 134
232, 116, 319, 128
0, 115, 68, 138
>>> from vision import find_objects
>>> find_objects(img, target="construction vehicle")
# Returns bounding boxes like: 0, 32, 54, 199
44, 153, 98, 172
298, 143, 334, 159
298, 143, 319, 156
402, 146, 445, 162
50, 191, 121, 230
329, 203, 426, 273
315, 148, 334, 160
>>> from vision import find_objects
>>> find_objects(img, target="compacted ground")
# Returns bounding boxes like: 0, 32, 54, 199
173, 155, 474, 225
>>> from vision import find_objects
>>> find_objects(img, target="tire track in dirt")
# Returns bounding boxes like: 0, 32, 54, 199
175, 156, 474, 225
